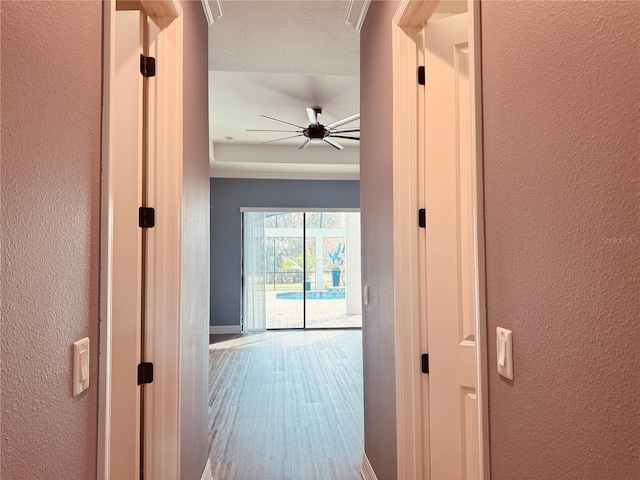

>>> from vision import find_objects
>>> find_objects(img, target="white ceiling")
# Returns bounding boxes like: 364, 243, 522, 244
208, 1, 360, 179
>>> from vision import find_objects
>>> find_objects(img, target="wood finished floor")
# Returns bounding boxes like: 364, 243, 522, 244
208, 330, 363, 480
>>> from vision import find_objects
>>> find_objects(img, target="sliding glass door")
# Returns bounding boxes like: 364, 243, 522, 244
264, 212, 304, 329
242, 211, 361, 331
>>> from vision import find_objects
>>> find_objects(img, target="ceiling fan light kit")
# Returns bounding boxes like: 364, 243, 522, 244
249, 107, 360, 150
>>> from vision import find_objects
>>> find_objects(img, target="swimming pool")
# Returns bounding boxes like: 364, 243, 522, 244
276, 289, 345, 300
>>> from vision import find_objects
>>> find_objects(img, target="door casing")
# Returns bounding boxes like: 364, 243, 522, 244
390, 1, 489, 478
99, 1, 184, 478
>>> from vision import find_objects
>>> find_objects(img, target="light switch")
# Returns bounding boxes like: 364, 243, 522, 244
73, 337, 90, 396
496, 327, 513, 380
80, 350, 89, 381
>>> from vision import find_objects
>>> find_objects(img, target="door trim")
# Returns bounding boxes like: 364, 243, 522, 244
391, 1, 489, 478
99, 2, 184, 479
391, 4, 426, 478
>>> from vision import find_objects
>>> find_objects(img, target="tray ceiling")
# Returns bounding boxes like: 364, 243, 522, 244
208, 0, 360, 179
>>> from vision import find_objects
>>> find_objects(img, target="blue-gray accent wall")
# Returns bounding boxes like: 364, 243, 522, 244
210, 178, 360, 328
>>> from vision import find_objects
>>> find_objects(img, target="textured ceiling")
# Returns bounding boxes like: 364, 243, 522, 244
208, 0, 360, 179
208, 1, 359, 76
208, 71, 360, 145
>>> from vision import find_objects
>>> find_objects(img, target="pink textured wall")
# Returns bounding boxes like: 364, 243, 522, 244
1, 1, 102, 478
482, 1, 640, 478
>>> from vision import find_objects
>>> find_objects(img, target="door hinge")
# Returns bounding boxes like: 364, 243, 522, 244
418, 66, 425, 86
140, 54, 156, 78
421, 354, 429, 374
418, 208, 426, 228
137, 362, 154, 385
139, 207, 155, 228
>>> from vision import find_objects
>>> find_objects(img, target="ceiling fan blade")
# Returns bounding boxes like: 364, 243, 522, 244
329, 134, 360, 141
262, 134, 304, 145
260, 114, 305, 129
326, 113, 360, 129
299, 139, 312, 150
323, 138, 344, 150
306, 108, 319, 126
246, 129, 301, 132
330, 128, 360, 133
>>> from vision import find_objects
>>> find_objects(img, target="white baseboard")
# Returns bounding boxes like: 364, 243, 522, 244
360, 453, 379, 480
210, 325, 241, 335
200, 457, 212, 480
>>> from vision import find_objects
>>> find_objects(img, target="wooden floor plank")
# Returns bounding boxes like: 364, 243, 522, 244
209, 330, 363, 480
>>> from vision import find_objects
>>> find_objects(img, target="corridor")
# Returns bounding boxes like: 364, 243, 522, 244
208, 330, 363, 479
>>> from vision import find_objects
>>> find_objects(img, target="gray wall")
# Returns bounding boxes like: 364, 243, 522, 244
360, 2, 399, 479
1, 1, 102, 477
210, 178, 359, 328
180, 1, 210, 478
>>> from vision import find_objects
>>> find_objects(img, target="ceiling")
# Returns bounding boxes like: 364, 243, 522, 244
208, 1, 361, 179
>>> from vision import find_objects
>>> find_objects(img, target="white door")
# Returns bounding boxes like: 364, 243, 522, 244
423, 12, 480, 479
111, 9, 144, 479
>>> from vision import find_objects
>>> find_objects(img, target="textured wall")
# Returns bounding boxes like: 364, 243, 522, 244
360, 2, 399, 478
180, 1, 211, 478
210, 178, 359, 327
482, 1, 640, 478
1, 1, 102, 478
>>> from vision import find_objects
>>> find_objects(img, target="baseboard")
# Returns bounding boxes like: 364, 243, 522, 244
200, 457, 212, 480
210, 325, 241, 335
360, 453, 379, 480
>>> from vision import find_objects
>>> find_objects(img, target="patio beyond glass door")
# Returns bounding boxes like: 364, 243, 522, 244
242, 211, 361, 331
264, 212, 304, 329
306, 212, 351, 328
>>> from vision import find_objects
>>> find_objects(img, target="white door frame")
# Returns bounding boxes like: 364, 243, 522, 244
391, 1, 489, 478
99, 1, 184, 478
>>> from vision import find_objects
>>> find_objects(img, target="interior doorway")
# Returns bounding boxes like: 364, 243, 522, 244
242, 210, 362, 331
99, 1, 184, 477
391, 1, 489, 478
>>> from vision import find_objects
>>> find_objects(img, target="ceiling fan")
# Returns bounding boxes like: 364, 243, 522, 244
247, 107, 360, 150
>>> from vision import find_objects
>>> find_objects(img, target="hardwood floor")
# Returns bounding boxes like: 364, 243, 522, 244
208, 330, 363, 480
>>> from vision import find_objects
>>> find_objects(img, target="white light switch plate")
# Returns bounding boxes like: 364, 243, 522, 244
73, 337, 90, 396
496, 327, 513, 380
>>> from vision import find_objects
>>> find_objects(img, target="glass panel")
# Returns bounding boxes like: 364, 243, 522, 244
320, 212, 345, 229
242, 212, 266, 332
265, 212, 304, 329
305, 236, 318, 290
248, 211, 362, 330
305, 212, 322, 228
305, 212, 362, 328
264, 212, 278, 228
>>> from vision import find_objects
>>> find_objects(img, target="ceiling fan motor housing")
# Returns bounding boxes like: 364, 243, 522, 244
305, 125, 328, 139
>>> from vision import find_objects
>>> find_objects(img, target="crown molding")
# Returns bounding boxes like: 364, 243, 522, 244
345, 0, 371, 32
140, 0, 182, 18
201, 0, 223, 26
